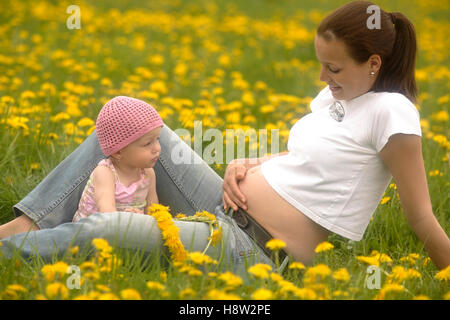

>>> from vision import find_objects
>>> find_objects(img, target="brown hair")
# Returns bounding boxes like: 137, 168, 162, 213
317, 1, 417, 103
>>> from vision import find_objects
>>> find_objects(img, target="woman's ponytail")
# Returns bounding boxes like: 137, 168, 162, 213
374, 12, 418, 104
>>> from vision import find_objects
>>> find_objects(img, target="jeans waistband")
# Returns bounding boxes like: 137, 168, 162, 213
226, 207, 289, 270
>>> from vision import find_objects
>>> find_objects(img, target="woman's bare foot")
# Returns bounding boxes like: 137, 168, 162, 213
0, 215, 39, 239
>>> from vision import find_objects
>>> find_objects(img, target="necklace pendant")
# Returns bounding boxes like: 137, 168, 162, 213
329, 101, 345, 122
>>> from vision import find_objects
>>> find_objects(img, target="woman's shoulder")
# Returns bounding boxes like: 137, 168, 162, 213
368, 91, 419, 117
368, 90, 415, 106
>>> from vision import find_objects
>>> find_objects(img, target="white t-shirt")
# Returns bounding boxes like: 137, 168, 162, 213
261, 85, 422, 241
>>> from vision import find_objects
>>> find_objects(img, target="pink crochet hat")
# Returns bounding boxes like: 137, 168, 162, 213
96, 96, 164, 156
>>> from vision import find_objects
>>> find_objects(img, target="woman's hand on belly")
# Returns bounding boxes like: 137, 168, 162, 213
222, 153, 289, 211
222, 159, 249, 211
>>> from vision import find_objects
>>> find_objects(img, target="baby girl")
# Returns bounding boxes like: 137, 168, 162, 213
73, 96, 163, 222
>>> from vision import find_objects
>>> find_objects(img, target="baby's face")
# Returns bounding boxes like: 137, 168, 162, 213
120, 127, 162, 168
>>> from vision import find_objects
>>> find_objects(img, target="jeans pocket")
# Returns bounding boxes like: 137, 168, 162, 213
230, 220, 269, 265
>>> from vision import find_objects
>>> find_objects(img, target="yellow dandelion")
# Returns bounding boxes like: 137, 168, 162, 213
73, 294, 92, 300
189, 269, 203, 277
150, 80, 168, 95
95, 284, 111, 292
148, 205, 187, 263
260, 104, 275, 114
314, 241, 334, 253
357, 251, 392, 266
46, 282, 69, 299
304, 264, 331, 280
97, 293, 120, 300
83, 271, 100, 281
41, 264, 56, 282
332, 268, 350, 282
254, 81, 268, 91
288, 261, 306, 270
188, 251, 218, 265
204, 289, 241, 300
242, 91, 255, 106
266, 238, 287, 251
380, 196, 391, 205
180, 288, 196, 299
332, 290, 349, 298
91, 238, 112, 253
210, 227, 222, 246
146, 281, 165, 291
381, 283, 405, 293
294, 287, 318, 300
77, 117, 95, 127
69, 245, 79, 256
193, 210, 217, 222
248, 264, 272, 279
6, 284, 27, 294
428, 169, 441, 177
160, 271, 167, 283
251, 288, 274, 300
218, 272, 243, 288
431, 110, 449, 122
270, 272, 284, 283
120, 289, 142, 300
434, 265, 450, 281
52, 261, 69, 276
80, 261, 97, 271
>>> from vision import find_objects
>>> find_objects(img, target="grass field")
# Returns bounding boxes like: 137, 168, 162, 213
0, 0, 449, 300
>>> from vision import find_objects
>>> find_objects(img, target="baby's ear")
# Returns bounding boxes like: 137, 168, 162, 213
110, 151, 122, 161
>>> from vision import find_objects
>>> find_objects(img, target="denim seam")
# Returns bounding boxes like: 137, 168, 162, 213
158, 155, 199, 212
13, 202, 39, 222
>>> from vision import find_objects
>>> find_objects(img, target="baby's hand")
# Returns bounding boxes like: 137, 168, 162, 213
124, 207, 144, 214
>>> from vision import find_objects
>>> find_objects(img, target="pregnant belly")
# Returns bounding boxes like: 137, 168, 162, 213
238, 165, 330, 264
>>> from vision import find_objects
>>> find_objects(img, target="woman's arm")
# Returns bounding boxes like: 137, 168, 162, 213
379, 133, 450, 270
144, 168, 159, 214
222, 151, 288, 211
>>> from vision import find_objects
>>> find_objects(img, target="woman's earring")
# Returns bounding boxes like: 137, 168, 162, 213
370, 71, 375, 76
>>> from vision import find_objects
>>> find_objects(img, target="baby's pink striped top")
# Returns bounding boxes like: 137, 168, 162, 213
73, 158, 150, 222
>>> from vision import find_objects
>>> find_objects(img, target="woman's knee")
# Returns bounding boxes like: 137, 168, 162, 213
81, 212, 162, 251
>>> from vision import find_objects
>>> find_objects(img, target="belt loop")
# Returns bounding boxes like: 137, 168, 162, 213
225, 207, 235, 218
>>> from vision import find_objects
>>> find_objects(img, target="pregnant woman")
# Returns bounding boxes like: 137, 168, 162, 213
1, 1, 449, 271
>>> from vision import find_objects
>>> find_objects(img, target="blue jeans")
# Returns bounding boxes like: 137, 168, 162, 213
0, 125, 277, 276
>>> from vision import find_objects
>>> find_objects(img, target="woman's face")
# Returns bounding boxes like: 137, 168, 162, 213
314, 34, 380, 101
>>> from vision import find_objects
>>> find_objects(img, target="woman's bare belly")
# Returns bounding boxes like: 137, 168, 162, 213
238, 165, 330, 264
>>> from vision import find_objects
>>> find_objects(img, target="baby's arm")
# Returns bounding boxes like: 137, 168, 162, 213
144, 168, 159, 214
92, 165, 117, 212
